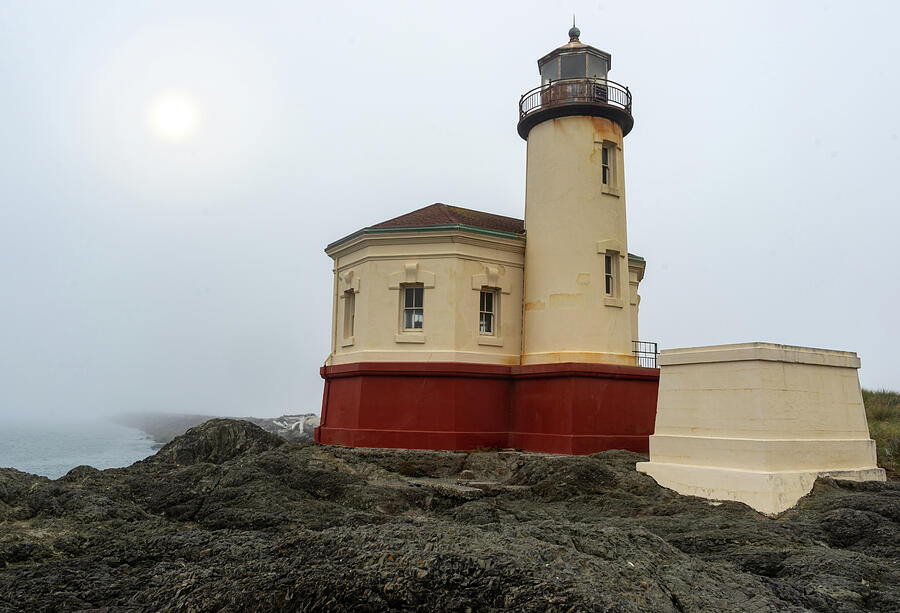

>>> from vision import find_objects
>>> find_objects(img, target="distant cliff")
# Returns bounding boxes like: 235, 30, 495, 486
239, 414, 319, 444
111, 412, 319, 446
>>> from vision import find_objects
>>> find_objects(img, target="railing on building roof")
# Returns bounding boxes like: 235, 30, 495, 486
633, 340, 659, 369
519, 77, 632, 121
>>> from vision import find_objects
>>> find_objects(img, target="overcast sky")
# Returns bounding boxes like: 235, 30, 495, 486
1, 0, 898, 420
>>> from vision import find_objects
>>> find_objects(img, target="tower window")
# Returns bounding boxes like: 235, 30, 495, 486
402, 285, 424, 330
342, 290, 355, 339
596, 141, 620, 196
605, 253, 617, 297
601, 145, 611, 185
479, 289, 497, 335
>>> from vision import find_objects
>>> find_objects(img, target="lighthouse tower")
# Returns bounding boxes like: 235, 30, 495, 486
518, 25, 637, 366
315, 25, 660, 455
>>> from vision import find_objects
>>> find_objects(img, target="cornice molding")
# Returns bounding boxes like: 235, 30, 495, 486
327, 228, 526, 261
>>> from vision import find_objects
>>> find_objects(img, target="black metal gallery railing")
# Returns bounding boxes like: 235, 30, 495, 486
632, 340, 659, 369
519, 78, 632, 120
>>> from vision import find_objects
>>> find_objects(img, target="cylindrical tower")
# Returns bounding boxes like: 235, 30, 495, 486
518, 26, 636, 365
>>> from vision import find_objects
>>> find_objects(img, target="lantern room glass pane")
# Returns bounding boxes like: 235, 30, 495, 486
540, 58, 558, 84
560, 53, 586, 78
588, 55, 608, 80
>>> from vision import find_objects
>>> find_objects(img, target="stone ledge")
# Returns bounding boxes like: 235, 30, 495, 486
659, 342, 861, 369
647, 435, 878, 472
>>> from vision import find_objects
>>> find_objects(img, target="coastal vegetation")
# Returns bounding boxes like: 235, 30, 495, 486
864, 388, 900, 477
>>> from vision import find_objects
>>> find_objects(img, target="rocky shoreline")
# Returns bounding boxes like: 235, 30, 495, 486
1, 419, 898, 611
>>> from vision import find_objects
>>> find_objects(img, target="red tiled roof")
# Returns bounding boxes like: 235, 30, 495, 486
327, 202, 645, 261
371, 203, 525, 235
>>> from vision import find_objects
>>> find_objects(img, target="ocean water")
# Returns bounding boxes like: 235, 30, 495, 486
0, 418, 158, 479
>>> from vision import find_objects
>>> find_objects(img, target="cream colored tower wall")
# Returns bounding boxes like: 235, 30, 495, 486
637, 343, 886, 515
522, 115, 634, 365
327, 231, 524, 366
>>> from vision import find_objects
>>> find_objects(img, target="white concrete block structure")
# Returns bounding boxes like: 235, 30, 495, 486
636, 343, 885, 515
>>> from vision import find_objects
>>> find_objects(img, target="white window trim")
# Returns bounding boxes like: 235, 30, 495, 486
470, 265, 512, 295
471, 265, 507, 347
388, 262, 434, 344
477, 287, 502, 346
395, 332, 426, 344
596, 140, 621, 197
399, 283, 424, 333
596, 244, 625, 308
337, 270, 361, 347
387, 261, 435, 290
478, 335, 504, 347
478, 288, 497, 336
340, 289, 355, 347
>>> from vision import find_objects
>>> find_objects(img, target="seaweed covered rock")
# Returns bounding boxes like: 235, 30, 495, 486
1, 419, 898, 611
151, 418, 285, 465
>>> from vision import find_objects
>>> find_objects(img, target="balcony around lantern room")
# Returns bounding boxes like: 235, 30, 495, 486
517, 78, 633, 139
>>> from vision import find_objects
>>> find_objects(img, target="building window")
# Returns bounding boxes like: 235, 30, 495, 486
601, 145, 611, 186
605, 253, 618, 297
402, 285, 424, 330
342, 290, 355, 339
479, 289, 497, 335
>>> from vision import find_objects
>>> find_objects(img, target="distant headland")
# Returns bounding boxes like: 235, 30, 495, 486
110, 411, 319, 447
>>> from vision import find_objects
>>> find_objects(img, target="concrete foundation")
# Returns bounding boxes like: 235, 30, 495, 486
315, 361, 660, 454
636, 343, 885, 515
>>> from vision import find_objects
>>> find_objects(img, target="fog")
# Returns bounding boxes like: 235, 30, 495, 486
1, 0, 898, 422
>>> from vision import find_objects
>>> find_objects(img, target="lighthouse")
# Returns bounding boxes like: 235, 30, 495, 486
519, 24, 638, 366
314, 26, 659, 454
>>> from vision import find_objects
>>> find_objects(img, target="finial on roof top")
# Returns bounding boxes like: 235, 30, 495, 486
568, 15, 580, 42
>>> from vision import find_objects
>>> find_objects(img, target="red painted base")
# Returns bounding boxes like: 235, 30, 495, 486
314, 362, 659, 455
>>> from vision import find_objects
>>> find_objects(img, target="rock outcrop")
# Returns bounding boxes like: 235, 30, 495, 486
1, 419, 898, 611
151, 418, 286, 465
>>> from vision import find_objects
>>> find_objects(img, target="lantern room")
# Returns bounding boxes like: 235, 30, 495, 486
538, 25, 611, 84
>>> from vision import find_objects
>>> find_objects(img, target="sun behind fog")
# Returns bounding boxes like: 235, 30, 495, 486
149, 94, 198, 141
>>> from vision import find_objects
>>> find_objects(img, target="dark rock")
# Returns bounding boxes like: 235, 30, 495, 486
150, 418, 285, 465
0, 419, 898, 612
61, 465, 101, 480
